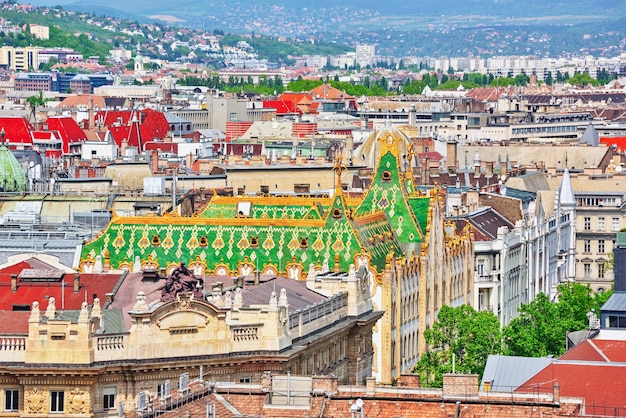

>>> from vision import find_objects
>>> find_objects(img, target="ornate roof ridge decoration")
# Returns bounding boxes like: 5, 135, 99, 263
103, 215, 329, 228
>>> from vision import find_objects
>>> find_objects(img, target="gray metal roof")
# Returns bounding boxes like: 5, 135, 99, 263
44, 308, 126, 334
600, 293, 626, 313
481, 354, 553, 392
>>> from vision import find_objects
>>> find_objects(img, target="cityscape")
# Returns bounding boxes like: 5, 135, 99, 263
1, 0, 626, 417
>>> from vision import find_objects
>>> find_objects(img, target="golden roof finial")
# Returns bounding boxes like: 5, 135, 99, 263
333, 153, 347, 194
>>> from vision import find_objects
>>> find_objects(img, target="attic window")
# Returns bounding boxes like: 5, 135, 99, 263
300, 237, 309, 249
250, 237, 259, 248
332, 208, 342, 219
199, 236, 208, 247
151, 235, 161, 246
382, 170, 392, 181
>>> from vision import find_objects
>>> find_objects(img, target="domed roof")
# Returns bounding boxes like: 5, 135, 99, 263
0, 145, 25, 192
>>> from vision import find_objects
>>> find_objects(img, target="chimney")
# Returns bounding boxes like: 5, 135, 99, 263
447, 140, 458, 169
10, 274, 17, 292
73, 273, 80, 293
88, 98, 94, 129
485, 161, 494, 177
186, 153, 193, 170
151, 149, 159, 174
553, 382, 560, 405
474, 163, 481, 178
423, 157, 430, 185
500, 160, 507, 175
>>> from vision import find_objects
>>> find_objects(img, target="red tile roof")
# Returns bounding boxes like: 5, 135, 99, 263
42, 116, 88, 153
0, 116, 34, 146
0, 311, 31, 334
144, 142, 178, 153
600, 136, 626, 152
561, 339, 626, 363
262, 99, 302, 115
309, 83, 354, 101
0, 258, 124, 312
95, 109, 170, 149
518, 361, 626, 413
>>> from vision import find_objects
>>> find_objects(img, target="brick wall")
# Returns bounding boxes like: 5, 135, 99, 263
442, 373, 479, 397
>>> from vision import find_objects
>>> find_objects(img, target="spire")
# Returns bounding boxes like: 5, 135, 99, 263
333, 153, 346, 195
559, 168, 576, 206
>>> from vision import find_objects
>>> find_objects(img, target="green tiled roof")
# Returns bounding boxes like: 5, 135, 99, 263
84, 195, 396, 275
354, 148, 425, 243
0, 146, 25, 192
81, 131, 430, 278
200, 197, 327, 220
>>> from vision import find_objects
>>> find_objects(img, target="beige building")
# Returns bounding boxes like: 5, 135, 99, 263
547, 167, 626, 291
0, 46, 40, 71
28, 24, 49, 40
0, 265, 381, 417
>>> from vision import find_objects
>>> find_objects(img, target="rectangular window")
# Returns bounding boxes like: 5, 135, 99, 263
598, 217, 605, 231
229, 112, 237, 122
584, 217, 591, 231
599, 239, 605, 254
103, 387, 116, 410
613, 217, 620, 232
598, 263, 605, 279
584, 240, 591, 253
50, 391, 64, 413
584, 263, 591, 278
4, 389, 18, 411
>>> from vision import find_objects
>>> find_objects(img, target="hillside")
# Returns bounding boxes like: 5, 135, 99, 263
9, 0, 626, 57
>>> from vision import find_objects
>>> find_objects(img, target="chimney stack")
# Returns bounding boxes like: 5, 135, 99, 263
73, 273, 80, 293
485, 161, 494, 177
10, 274, 17, 292
447, 140, 458, 170
151, 149, 159, 174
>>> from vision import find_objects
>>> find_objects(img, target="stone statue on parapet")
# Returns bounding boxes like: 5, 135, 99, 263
160, 262, 204, 302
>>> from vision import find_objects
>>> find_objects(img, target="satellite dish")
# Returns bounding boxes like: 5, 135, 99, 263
355, 399, 364, 408
616, 165, 623, 173
500, 174, 507, 181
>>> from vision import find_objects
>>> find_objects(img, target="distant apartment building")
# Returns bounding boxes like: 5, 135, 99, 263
69, 74, 114, 94
13, 72, 79, 93
14, 72, 52, 91
38, 48, 82, 65
108, 47, 132, 62
0, 46, 40, 71
356, 44, 375, 68
28, 24, 49, 39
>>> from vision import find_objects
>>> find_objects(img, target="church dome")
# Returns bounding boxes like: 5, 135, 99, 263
0, 145, 26, 192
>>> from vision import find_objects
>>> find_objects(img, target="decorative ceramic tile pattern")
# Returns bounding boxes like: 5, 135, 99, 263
355, 150, 426, 243
80, 132, 430, 278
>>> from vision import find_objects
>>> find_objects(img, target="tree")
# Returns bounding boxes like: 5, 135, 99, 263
504, 283, 612, 358
566, 72, 598, 87
26, 90, 46, 122
414, 305, 502, 388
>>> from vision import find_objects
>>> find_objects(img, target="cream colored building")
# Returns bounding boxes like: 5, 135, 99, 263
0, 46, 41, 71
28, 24, 49, 40
547, 168, 626, 291
0, 266, 380, 417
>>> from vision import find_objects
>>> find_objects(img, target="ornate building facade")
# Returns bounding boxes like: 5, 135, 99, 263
76, 129, 474, 385
0, 266, 380, 417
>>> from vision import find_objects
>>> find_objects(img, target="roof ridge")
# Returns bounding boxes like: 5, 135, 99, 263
587, 339, 612, 362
